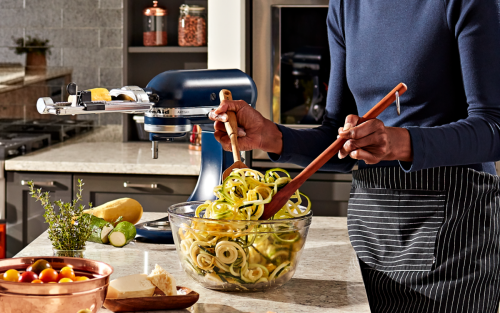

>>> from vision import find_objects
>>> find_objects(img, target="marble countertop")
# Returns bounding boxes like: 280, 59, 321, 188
0, 67, 72, 94
4, 141, 201, 176
16, 213, 369, 313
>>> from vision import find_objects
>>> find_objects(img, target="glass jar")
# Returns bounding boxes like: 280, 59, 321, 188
178, 4, 207, 47
143, 1, 167, 46
53, 248, 86, 258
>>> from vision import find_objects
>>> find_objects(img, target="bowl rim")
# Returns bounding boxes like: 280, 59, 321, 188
0, 256, 113, 295
167, 200, 313, 225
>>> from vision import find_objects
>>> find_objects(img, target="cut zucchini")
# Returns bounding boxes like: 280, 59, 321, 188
87, 215, 114, 244
108, 221, 136, 247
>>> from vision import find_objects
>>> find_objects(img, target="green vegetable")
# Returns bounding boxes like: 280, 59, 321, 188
108, 221, 136, 247
28, 179, 92, 250
87, 215, 114, 244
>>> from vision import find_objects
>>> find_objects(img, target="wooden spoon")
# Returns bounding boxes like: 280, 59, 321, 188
260, 83, 408, 220
220, 89, 249, 180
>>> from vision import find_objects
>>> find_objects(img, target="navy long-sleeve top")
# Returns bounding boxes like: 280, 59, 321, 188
270, 0, 500, 175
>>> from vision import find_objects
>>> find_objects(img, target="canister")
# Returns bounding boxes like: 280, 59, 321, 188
178, 4, 207, 47
143, 1, 167, 46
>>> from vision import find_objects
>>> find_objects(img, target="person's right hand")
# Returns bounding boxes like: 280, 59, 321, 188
209, 100, 283, 154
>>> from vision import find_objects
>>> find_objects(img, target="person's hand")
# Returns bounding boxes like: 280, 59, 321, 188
338, 114, 413, 164
209, 100, 283, 154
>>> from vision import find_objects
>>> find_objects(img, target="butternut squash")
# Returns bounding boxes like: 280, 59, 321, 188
84, 198, 143, 225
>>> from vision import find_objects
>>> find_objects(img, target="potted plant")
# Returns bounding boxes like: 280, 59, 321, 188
11, 36, 51, 73
28, 179, 93, 258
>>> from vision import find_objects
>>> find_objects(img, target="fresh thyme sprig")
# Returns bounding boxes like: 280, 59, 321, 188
28, 179, 93, 250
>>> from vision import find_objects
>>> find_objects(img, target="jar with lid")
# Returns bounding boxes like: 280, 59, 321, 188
143, 1, 167, 46
178, 4, 207, 47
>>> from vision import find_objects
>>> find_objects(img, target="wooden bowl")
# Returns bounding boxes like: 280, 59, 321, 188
103, 286, 199, 312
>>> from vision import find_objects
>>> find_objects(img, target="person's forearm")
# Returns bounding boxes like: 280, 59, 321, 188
386, 127, 413, 162
260, 119, 283, 155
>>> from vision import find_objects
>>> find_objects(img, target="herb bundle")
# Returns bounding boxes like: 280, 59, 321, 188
28, 179, 92, 251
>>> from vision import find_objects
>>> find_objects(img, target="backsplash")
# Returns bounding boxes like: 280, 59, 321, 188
0, 0, 124, 125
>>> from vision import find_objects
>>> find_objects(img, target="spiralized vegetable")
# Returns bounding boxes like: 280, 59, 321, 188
177, 168, 311, 288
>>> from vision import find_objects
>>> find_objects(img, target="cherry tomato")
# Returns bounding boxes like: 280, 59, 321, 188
39, 268, 59, 283
48, 282, 56, 284
74, 276, 90, 281
18, 271, 38, 283
26, 260, 51, 275
3, 269, 20, 282
58, 267, 76, 281
58, 278, 73, 283
31, 279, 43, 284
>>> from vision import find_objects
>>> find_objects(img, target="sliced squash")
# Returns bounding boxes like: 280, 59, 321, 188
84, 198, 143, 225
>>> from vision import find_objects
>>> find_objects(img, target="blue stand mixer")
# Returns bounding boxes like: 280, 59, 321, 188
36, 69, 258, 243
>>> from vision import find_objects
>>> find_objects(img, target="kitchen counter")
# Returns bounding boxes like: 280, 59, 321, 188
4, 141, 201, 176
15, 213, 369, 313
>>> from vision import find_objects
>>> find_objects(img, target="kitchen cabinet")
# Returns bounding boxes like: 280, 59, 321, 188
5, 172, 72, 257
5, 171, 198, 257
123, 0, 209, 142
75, 174, 198, 211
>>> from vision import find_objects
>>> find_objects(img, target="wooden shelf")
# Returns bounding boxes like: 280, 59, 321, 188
128, 46, 208, 53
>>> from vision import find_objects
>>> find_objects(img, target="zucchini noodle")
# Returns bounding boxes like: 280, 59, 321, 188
177, 168, 311, 288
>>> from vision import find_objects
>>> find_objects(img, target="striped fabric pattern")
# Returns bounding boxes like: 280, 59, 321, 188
348, 166, 500, 313
349, 188, 446, 271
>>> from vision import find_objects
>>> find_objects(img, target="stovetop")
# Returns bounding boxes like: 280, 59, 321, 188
0, 132, 51, 160
0, 118, 93, 142
0, 118, 95, 160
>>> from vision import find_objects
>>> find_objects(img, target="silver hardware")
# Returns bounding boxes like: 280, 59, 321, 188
144, 124, 192, 133
143, 221, 171, 231
109, 86, 151, 104
395, 91, 401, 115
123, 182, 158, 189
152, 141, 159, 159
36, 86, 153, 115
145, 107, 214, 118
21, 180, 55, 187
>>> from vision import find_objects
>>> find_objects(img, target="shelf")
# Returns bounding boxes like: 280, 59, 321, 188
128, 46, 208, 53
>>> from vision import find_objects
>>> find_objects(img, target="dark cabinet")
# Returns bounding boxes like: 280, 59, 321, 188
5, 167, 350, 257
6, 172, 72, 257
5, 171, 198, 257
75, 174, 198, 212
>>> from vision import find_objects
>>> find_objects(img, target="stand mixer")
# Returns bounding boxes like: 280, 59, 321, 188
36, 69, 258, 242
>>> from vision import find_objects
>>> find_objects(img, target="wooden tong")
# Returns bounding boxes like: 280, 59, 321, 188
220, 89, 249, 180
259, 83, 407, 220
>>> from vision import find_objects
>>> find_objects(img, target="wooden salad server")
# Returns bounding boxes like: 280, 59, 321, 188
220, 89, 249, 180
260, 83, 407, 220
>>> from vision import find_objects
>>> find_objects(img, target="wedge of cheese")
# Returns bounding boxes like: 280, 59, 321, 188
106, 274, 156, 299
147, 264, 177, 296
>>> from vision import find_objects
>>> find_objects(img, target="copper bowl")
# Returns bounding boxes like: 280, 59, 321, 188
0, 256, 113, 313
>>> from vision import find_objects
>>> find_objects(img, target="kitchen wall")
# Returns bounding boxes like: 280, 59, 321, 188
0, 0, 124, 125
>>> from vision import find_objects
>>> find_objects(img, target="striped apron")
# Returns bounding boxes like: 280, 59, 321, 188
347, 166, 500, 313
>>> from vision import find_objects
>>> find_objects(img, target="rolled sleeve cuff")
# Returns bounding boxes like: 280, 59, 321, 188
399, 126, 426, 173
268, 124, 293, 163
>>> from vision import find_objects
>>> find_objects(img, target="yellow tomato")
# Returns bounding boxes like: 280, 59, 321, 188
3, 269, 20, 282
74, 276, 89, 281
58, 278, 73, 283
31, 279, 43, 284
58, 267, 76, 280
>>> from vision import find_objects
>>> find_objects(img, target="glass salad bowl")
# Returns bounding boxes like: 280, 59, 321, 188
168, 201, 312, 292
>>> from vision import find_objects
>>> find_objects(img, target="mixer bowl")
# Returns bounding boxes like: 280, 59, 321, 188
168, 201, 312, 292
0, 257, 113, 313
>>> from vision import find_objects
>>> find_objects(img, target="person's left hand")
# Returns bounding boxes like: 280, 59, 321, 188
338, 114, 413, 164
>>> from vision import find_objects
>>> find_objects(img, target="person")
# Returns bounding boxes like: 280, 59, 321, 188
209, 0, 500, 312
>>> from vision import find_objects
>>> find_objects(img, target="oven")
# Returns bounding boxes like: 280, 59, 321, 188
251, 0, 352, 217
